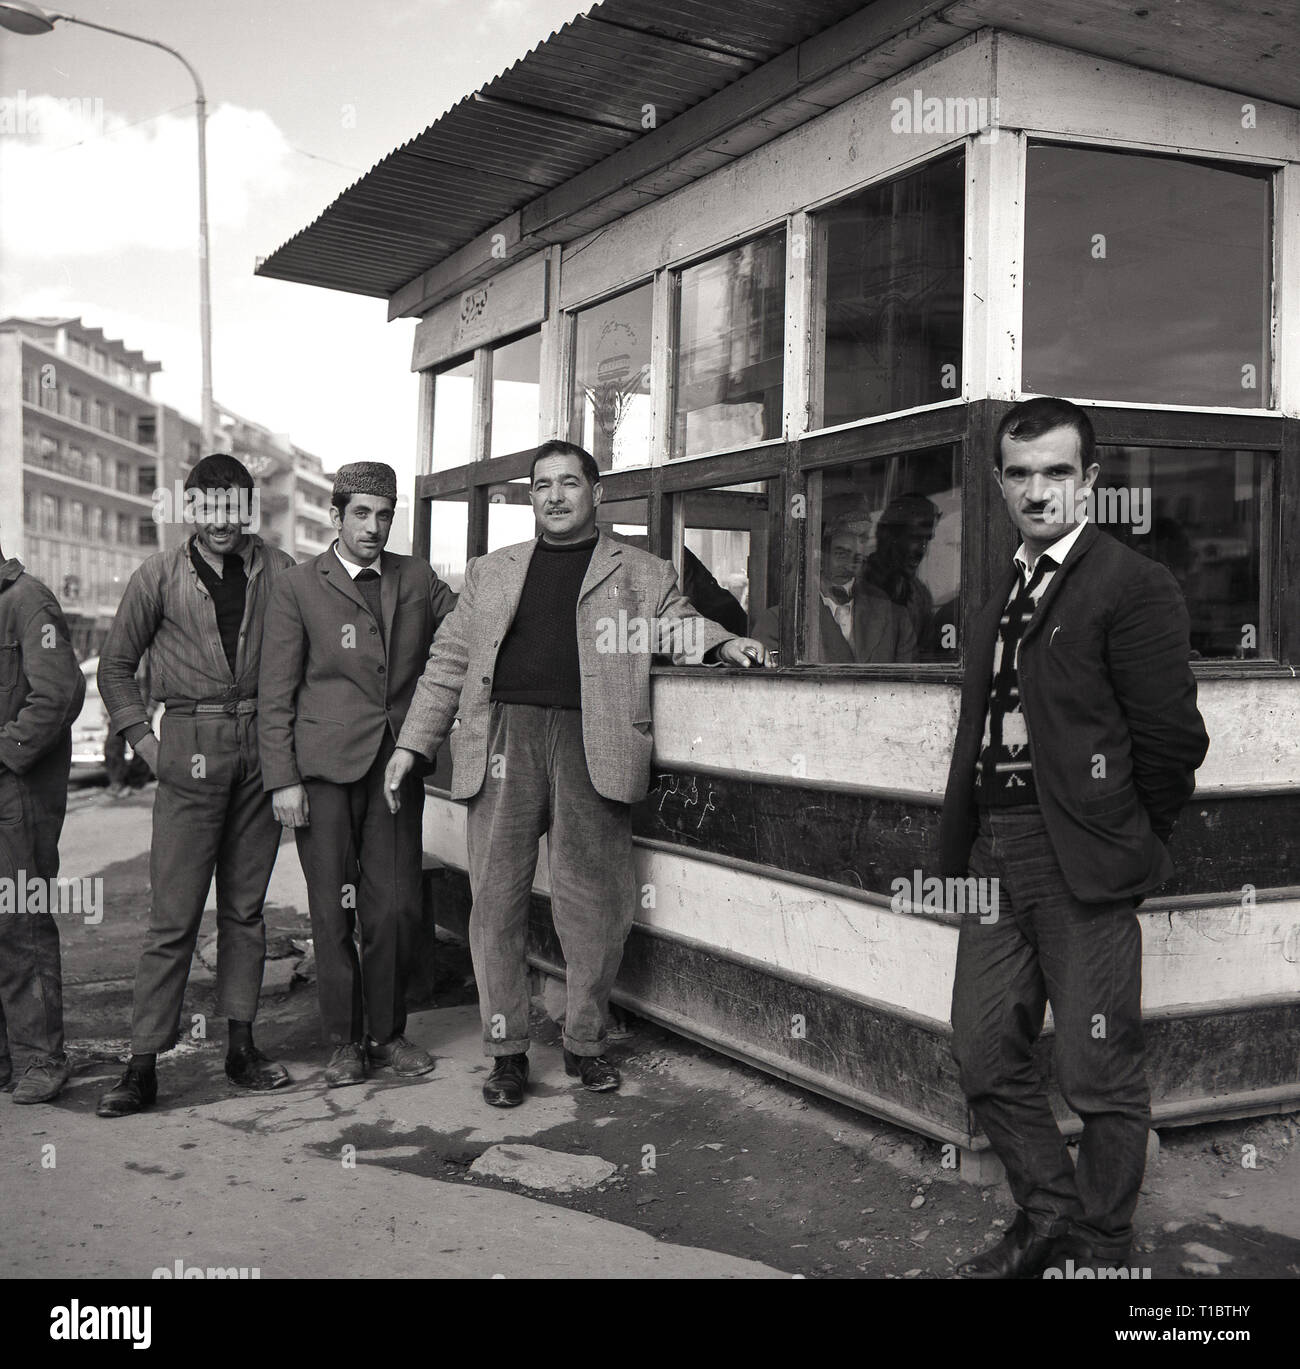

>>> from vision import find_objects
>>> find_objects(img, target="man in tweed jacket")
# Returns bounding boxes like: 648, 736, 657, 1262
385, 440, 766, 1105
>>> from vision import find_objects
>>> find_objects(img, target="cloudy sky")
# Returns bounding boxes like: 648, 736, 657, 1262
0, 0, 586, 500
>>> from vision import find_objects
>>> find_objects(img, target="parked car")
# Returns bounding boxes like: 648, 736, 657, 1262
70, 656, 109, 770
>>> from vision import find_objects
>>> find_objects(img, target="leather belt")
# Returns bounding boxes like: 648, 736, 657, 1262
166, 697, 257, 716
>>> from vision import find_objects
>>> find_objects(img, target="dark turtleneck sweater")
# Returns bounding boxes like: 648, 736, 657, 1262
491, 533, 599, 709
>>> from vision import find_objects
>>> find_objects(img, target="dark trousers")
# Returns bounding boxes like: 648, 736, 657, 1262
950, 805, 1149, 1259
0, 735, 72, 1067
295, 732, 426, 1046
465, 703, 635, 1058
130, 711, 282, 1053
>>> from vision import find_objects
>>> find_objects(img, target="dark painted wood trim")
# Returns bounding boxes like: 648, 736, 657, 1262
796, 405, 967, 470
659, 444, 786, 492
1277, 417, 1300, 666
1085, 408, 1285, 449
630, 768, 1300, 899
467, 484, 489, 559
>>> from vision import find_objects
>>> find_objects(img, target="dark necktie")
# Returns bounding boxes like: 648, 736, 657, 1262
354, 568, 384, 645
979, 559, 1049, 796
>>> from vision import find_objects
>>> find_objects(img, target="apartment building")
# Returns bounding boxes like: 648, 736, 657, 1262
0, 317, 338, 657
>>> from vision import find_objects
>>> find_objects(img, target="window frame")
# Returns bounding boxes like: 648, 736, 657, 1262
414, 125, 1298, 678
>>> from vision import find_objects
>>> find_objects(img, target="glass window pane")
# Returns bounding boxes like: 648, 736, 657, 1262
570, 284, 654, 471
679, 481, 771, 639
429, 496, 468, 593
1093, 446, 1267, 660
1024, 146, 1271, 406
490, 332, 541, 458
487, 478, 536, 551
431, 356, 474, 472
673, 233, 785, 459
752, 445, 960, 665
816, 151, 964, 426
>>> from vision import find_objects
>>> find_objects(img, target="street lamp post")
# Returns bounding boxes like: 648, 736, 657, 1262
0, 0, 215, 450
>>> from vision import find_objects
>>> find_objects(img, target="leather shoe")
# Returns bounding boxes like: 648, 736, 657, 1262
367, 1034, 434, 1077
953, 1210, 1058, 1279
225, 1044, 291, 1091
563, 1049, 620, 1092
0, 1055, 11, 1089
323, 1042, 366, 1088
97, 1065, 158, 1118
1043, 1232, 1132, 1278
482, 1053, 528, 1107
13, 1058, 70, 1104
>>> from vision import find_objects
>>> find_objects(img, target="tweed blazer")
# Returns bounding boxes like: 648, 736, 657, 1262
397, 532, 737, 805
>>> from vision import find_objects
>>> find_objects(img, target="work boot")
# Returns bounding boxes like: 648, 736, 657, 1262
225, 1044, 291, 1091
366, 1034, 434, 1077
12, 1057, 70, 1105
482, 1053, 528, 1107
1044, 1231, 1132, 1279
323, 1042, 366, 1088
953, 1210, 1057, 1280
96, 1064, 158, 1118
563, 1049, 620, 1092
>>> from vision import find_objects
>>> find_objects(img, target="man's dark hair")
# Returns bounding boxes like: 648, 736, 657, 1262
994, 397, 1096, 472
530, 439, 601, 488
184, 453, 254, 493
331, 490, 396, 516
878, 492, 941, 531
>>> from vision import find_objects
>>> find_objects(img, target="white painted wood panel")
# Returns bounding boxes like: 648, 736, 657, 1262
412, 253, 548, 372
644, 673, 1300, 797
422, 795, 1300, 1017
993, 32, 1300, 166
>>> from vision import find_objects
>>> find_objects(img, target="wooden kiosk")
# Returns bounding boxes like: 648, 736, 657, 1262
259, 0, 1300, 1173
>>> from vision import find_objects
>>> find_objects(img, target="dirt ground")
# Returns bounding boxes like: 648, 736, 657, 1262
37, 780, 1300, 1283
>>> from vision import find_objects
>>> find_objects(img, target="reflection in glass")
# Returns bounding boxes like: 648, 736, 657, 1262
431, 356, 474, 472
681, 482, 766, 637
754, 444, 960, 664
1024, 146, 1271, 406
673, 234, 785, 459
1094, 446, 1266, 659
816, 150, 964, 426
490, 332, 541, 458
571, 285, 653, 471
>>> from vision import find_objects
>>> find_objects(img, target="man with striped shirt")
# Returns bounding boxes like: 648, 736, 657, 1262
939, 398, 1208, 1279
96, 456, 297, 1116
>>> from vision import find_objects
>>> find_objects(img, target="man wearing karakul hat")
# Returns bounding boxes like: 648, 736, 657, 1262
259, 461, 457, 1087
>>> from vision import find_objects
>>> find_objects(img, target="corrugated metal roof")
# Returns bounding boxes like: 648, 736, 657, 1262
259, 0, 1299, 303
255, 0, 877, 298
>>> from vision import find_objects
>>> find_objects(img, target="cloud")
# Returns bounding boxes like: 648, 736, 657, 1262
0, 95, 293, 259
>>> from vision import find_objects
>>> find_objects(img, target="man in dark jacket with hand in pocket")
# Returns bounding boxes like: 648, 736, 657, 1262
940, 397, 1208, 1280
0, 546, 85, 1105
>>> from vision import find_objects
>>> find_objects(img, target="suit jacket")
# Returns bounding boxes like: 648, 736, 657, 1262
752, 582, 916, 663
397, 532, 737, 805
938, 523, 1209, 902
258, 547, 456, 790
